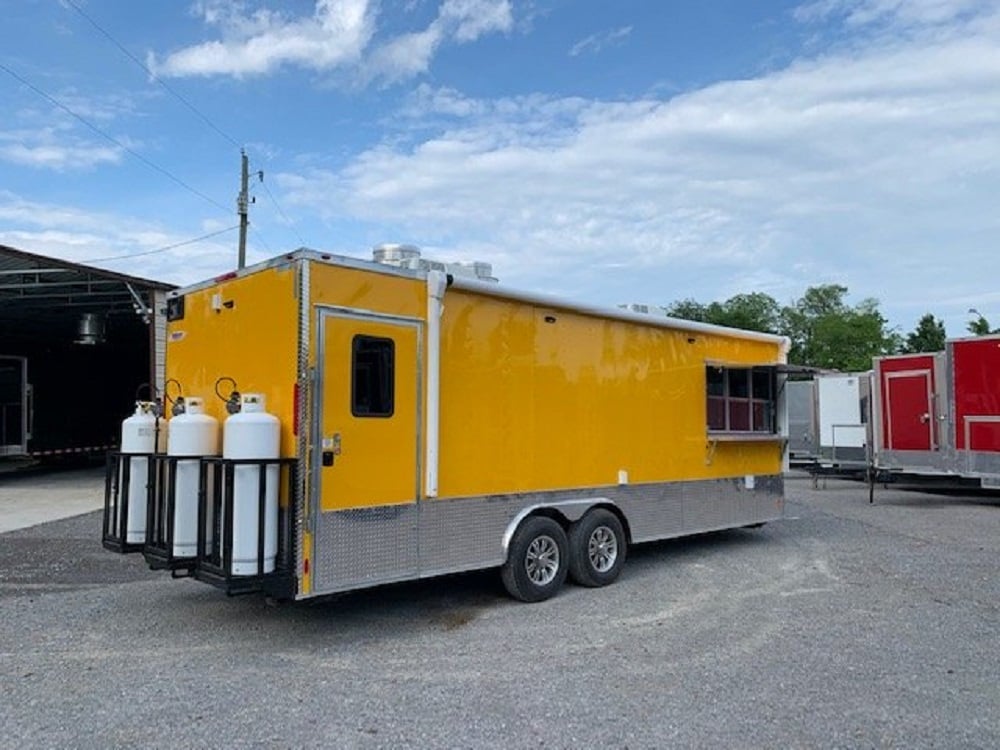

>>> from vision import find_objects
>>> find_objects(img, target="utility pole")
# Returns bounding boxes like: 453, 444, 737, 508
237, 148, 249, 269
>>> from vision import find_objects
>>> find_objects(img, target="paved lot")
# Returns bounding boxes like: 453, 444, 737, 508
0, 466, 105, 533
0, 472, 997, 749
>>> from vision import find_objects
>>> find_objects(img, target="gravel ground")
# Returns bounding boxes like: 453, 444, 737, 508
0, 472, 997, 749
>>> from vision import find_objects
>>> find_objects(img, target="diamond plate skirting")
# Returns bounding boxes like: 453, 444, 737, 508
313, 505, 419, 591
310, 474, 784, 597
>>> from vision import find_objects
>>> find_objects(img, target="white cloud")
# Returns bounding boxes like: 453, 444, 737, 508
52, 90, 138, 122
440, 0, 513, 43
278, 6, 1000, 332
795, 0, 987, 27
0, 128, 123, 171
150, 0, 512, 81
0, 141, 122, 170
150, 0, 376, 78
569, 25, 633, 57
365, 28, 443, 83
0, 192, 239, 283
0, 89, 139, 171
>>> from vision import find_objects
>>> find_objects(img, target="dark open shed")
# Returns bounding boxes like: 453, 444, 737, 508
0, 244, 174, 459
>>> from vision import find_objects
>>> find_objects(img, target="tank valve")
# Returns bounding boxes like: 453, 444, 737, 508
172, 396, 187, 417
215, 376, 242, 415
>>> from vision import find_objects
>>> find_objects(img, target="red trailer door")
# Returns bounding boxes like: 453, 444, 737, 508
885, 370, 934, 450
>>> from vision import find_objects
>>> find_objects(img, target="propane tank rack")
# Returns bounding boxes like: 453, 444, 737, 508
142, 455, 200, 574
102, 451, 154, 554
194, 457, 298, 598
103, 452, 297, 596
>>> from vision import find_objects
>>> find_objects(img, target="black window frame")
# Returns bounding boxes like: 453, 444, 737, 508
351, 334, 395, 418
706, 365, 777, 434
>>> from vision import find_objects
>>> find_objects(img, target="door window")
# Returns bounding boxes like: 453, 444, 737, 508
351, 335, 395, 417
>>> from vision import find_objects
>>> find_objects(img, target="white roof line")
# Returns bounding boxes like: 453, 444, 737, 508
447, 275, 790, 350
168, 249, 790, 355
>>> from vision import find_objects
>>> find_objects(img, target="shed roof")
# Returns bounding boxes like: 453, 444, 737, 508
0, 244, 175, 338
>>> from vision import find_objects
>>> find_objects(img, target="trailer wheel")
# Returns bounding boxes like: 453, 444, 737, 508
568, 509, 626, 588
501, 516, 568, 602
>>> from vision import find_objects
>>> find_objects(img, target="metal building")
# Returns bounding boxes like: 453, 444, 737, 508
0, 244, 174, 460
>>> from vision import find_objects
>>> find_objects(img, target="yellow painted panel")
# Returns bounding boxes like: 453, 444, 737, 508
165, 265, 299, 457
318, 314, 420, 510
437, 291, 783, 497
309, 263, 424, 325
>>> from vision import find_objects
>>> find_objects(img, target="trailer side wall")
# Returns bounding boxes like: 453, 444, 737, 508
436, 290, 784, 498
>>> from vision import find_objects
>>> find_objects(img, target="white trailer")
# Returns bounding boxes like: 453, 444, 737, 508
815, 373, 870, 466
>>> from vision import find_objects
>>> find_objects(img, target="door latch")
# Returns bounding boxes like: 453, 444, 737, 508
322, 433, 342, 467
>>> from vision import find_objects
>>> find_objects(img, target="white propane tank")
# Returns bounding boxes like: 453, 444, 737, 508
223, 393, 280, 575
119, 401, 167, 544
167, 397, 219, 557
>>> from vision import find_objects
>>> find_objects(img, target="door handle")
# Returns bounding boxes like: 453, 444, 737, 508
322, 433, 342, 466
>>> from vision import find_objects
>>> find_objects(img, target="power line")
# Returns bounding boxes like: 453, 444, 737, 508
250, 226, 273, 255
61, 1, 313, 250
63, 0, 242, 149
0, 61, 232, 216
256, 170, 308, 247
87, 225, 239, 262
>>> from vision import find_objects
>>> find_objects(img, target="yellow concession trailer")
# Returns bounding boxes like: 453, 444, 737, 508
103, 250, 790, 602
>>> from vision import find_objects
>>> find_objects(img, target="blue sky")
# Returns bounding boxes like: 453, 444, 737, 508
2, 0, 998, 337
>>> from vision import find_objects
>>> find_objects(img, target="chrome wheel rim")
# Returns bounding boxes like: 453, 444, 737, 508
525, 535, 560, 585
588, 526, 618, 573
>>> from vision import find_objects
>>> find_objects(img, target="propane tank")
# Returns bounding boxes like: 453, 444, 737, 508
223, 393, 280, 575
119, 401, 167, 544
168, 397, 219, 558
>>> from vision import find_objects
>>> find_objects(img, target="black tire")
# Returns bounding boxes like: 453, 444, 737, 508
500, 516, 568, 602
568, 508, 626, 588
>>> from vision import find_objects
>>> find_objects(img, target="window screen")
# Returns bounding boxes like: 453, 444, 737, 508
352, 335, 394, 417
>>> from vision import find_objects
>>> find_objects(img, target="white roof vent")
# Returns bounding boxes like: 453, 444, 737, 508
372, 243, 422, 266
371, 243, 499, 283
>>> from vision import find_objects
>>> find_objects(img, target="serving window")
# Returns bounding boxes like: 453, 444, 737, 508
707, 365, 776, 433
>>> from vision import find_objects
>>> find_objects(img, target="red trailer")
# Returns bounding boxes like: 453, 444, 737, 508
872, 336, 1000, 487
875, 352, 944, 457
950, 335, 1000, 482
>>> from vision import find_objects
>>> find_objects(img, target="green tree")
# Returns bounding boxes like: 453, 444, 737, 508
780, 285, 900, 370
903, 313, 946, 353
667, 293, 781, 333
665, 284, 900, 371
664, 298, 709, 323
967, 310, 993, 336
708, 292, 782, 333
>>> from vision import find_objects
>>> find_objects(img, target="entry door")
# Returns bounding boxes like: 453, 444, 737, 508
0, 357, 28, 457
312, 310, 421, 592
885, 371, 934, 450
